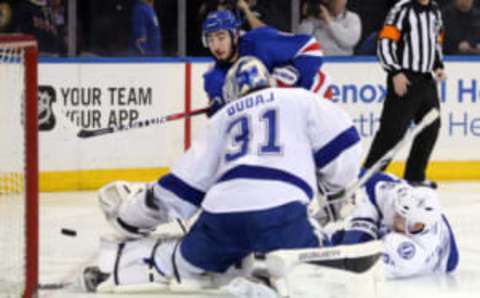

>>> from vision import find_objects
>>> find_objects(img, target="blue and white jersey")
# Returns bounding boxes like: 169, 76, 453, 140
203, 26, 330, 116
153, 87, 361, 217
343, 172, 459, 279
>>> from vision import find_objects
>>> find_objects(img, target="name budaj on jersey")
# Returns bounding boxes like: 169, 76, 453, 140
224, 91, 275, 117
196, 87, 359, 214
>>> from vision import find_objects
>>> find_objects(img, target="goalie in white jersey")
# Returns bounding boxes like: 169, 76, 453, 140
80, 56, 362, 293
332, 171, 459, 279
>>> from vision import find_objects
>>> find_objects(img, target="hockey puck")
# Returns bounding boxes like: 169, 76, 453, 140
61, 228, 77, 237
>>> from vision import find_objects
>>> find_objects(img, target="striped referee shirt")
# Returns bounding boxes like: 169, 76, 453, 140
378, 0, 445, 75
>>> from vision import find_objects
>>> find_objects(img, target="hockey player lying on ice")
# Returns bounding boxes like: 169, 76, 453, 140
77, 56, 363, 296
330, 171, 459, 279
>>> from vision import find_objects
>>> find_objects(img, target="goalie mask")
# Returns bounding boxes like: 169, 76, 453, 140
223, 56, 273, 103
393, 184, 441, 233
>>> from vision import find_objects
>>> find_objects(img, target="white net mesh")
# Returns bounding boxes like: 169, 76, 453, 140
0, 44, 27, 297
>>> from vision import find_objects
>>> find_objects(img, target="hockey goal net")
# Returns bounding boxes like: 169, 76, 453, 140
0, 35, 38, 298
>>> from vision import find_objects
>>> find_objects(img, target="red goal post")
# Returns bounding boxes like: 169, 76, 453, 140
0, 34, 38, 298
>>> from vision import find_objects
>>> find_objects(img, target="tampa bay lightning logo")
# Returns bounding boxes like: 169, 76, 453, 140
235, 60, 260, 91
397, 242, 416, 260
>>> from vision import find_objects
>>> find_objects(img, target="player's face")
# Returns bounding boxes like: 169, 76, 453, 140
417, 0, 430, 5
393, 213, 425, 234
206, 30, 235, 62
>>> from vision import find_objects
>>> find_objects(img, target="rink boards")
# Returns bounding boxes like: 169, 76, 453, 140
36, 57, 480, 191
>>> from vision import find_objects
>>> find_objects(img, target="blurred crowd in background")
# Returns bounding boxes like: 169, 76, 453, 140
0, 0, 479, 57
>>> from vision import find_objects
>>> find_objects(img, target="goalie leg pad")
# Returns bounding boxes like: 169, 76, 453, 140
95, 237, 172, 293
93, 235, 217, 293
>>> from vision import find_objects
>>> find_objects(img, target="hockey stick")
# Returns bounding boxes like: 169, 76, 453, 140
265, 241, 383, 297
344, 108, 440, 199
176, 218, 189, 234
77, 107, 209, 138
266, 240, 383, 277
38, 282, 72, 290
317, 108, 440, 221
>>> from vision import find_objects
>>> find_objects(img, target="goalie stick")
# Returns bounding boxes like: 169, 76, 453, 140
77, 107, 209, 138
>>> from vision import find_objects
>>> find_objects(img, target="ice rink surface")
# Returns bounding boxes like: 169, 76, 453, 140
39, 182, 480, 298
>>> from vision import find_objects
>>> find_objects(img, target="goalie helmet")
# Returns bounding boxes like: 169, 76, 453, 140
202, 10, 241, 47
223, 56, 273, 103
393, 184, 441, 232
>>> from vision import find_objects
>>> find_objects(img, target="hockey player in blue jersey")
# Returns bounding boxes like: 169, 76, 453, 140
78, 57, 362, 294
331, 171, 459, 279
202, 8, 332, 116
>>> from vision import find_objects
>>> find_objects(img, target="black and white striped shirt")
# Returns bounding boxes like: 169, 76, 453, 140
378, 0, 444, 75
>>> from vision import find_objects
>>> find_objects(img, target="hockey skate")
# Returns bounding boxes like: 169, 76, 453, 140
76, 266, 110, 293
223, 277, 279, 298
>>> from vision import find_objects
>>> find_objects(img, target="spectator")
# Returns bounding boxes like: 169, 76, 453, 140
129, 0, 162, 56
0, 1, 13, 32
346, 0, 394, 54
436, 0, 453, 8
50, 0, 66, 54
254, 0, 291, 32
10, 0, 64, 55
443, 0, 480, 55
237, 0, 265, 30
298, 0, 362, 56
356, 30, 378, 55
199, 0, 264, 30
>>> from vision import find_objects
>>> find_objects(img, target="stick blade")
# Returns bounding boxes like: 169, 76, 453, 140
77, 127, 114, 138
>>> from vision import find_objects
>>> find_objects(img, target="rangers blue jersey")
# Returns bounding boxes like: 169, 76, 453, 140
203, 26, 330, 116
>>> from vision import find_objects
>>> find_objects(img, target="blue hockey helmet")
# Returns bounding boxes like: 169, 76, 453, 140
202, 10, 241, 47
223, 56, 273, 103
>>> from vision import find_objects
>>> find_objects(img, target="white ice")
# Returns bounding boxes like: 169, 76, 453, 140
39, 182, 480, 298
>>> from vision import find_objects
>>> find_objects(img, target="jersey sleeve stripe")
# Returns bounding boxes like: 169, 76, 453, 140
442, 215, 459, 272
217, 165, 314, 199
311, 70, 327, 93
314, 126, 360, 169
158, 173, 205, 207
295, 38, 324, 57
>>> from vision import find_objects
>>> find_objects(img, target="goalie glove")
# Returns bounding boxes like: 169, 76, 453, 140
98, 181, 170, 239
314, 180, 353, 225
272, 65, 300, 88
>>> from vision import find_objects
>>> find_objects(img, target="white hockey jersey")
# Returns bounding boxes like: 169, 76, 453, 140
344, 172, 459, 279
153, 87, 361, 217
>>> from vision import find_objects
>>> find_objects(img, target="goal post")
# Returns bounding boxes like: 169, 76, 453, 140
0, 34, 38, 298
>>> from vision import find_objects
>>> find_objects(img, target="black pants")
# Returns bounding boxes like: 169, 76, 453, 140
364, 71, 441, 182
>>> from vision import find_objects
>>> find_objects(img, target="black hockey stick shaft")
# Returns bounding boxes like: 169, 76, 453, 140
345, 108, 440, 198
38, 282, 72, 290
317, 108, 440, 221
77, 107, 209, 138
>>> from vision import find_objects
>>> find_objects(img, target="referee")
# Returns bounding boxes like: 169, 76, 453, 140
364, 0, 446, 188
